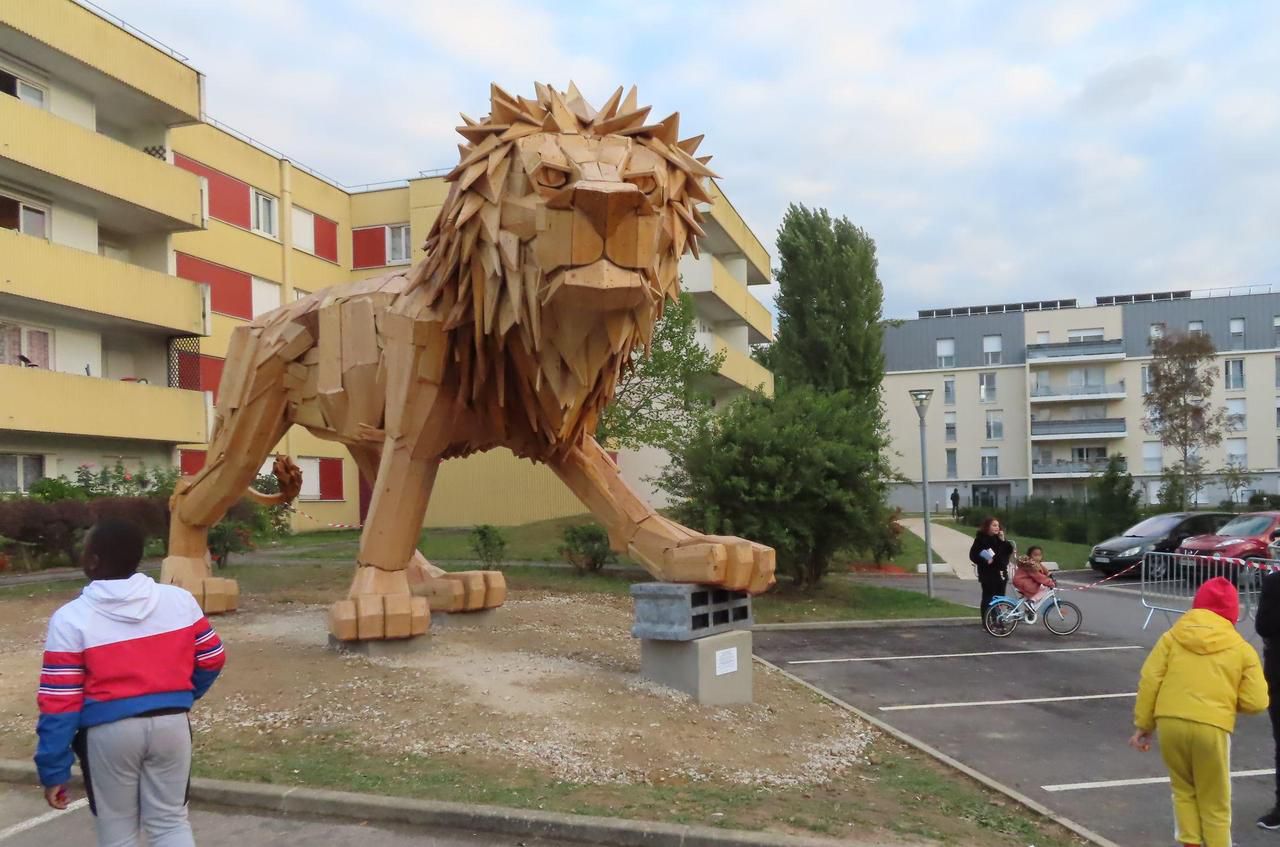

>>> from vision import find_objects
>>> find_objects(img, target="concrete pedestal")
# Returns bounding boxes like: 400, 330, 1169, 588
327, 635, 431, 658
639, 629, 753, 706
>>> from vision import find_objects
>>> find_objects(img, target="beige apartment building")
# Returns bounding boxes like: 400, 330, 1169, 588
883, 289, 1280, 511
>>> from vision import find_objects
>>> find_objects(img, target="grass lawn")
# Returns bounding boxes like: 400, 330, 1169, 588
936, 518, 1092, 571
753, 579, 969, 623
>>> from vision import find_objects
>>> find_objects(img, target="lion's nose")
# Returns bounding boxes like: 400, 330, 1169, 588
572, 180, 647, 240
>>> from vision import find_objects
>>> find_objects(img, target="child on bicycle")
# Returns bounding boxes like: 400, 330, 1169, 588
1012, 545, 1055, 609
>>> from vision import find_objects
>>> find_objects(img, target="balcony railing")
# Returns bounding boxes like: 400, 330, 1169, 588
1030, 382, 1126, 399
1033, 458, 1126, 475
1030, 418, 1127, 437
1026, 338, 1125, 360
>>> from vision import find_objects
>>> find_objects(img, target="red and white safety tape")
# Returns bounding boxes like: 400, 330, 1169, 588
287, 506, 364, 530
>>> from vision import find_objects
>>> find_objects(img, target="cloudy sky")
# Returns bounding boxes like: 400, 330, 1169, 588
100, 0, 1280, 319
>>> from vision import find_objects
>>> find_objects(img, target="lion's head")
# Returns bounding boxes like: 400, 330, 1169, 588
407, 83, 715, 455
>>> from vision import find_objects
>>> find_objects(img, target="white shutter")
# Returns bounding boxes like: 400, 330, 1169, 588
292, 207, 315, 254
298, 457, 321, 500
251, 277, 282, 318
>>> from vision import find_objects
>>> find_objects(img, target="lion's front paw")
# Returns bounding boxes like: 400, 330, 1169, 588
661, 536, 776, 595
329, 594, 430, 641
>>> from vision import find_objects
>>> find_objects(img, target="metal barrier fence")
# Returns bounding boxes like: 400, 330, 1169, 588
1141, 551, 1280, 628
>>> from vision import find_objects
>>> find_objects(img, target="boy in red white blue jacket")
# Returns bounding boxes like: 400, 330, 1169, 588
35, 518, 225, 847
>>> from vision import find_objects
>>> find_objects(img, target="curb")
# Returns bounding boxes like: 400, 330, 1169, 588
0, 759, 865, 847
752, 658, 1121, 847
753, 617, 974, 631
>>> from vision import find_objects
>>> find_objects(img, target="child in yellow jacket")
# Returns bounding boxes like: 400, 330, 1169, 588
1131, 576, 1269, 847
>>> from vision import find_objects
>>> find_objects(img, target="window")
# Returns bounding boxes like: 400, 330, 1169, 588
0, 193, 48, 238
1035, 331, 1050, 344
944, 411, 957, 443
294, 288, 310, 302
1142, 442, 1162, 474
978, 371, 996, 403
945, 449, 957, 479
291, 206, 315, 254
297, 456, 344, 501
388, 224, 411, 263
1274, 316, 1280, 346
1226, 438, 1248, 468
251, 190, 278, 238
1229, 318, 1245, 351
0, 320, 52, 368
1188, 320, 1204, 335
1225, 358, 1245, 390
1149, 323, 1165, 341
982, 334, 1003, 365
0, 69, 45, 107
1068, 328, 1104, 342
251, 277, 282, 318
1141, 364, 1152, 395
943, 376, 955, 405
0, 454, 44, 492
985, 410, 1003, 440
935, 338, 955, 368
980, 448, 999, 477
1276, 355, 1280, 389
1226, 398, 1246, 431
1071, 446, 1107, 464
1276, 397, 1280, 429
1068, 366, 1105, 388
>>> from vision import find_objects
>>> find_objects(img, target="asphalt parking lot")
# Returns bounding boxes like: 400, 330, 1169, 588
757, 580, 1280, 847
0, 783, 567, 846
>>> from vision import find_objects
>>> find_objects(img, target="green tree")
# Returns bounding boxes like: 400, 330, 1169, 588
1218, 462, 1256, 510
771, 204, 885, 401
658, 387, 894, 588
596, 293, 725, 451
1143, 331, 1227, 509
1089, 455, 1141, 538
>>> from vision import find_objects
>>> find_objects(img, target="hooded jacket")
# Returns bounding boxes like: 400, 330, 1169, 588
34, 573, 225, 786
1134, 578, 1267, 734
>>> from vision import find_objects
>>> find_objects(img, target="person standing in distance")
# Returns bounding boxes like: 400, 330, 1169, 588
34, 518, 225, 847
950, 488, 960, 520
1255, 565, 1280, 830
969, 516, 1013, 621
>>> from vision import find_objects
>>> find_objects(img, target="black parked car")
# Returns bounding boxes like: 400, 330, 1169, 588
1089, 512, 1234, 577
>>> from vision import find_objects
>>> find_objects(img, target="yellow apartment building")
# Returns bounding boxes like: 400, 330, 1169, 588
0, 0, 774, 529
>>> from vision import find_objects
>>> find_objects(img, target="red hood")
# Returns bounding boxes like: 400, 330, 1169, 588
1193, 576, 1240, 623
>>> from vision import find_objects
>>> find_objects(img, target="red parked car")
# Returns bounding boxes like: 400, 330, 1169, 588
1176, 511, 1280, 584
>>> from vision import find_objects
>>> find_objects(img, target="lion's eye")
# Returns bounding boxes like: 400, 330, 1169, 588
536, 166, 569, 189
626, 174, 658, 194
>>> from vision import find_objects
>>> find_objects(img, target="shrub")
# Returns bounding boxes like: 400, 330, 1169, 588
870, 508, 904, 564
559, 524, 615, 574
659, 387, 895, 588
27, 477, 88, 503
1062, 517, 1091, 544
469, 525, 507, 568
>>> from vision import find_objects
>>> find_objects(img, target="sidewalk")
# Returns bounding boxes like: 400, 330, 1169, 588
897, 517, 976, 581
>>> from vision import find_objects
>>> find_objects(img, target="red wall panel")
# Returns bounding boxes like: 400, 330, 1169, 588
352, 226, 386, 268
180, 450, 206, 476
314, 215, 338, 262
318, 457, 344, 500
199, 355, 225, 403
176, 253, 252, 320
173, 153, 251, 229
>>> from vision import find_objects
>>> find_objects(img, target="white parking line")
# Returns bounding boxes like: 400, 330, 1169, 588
1043, 769, 1275, 792
0, 798, 88, 841
879, 692, 1136, 712
787, 645, 1142, 666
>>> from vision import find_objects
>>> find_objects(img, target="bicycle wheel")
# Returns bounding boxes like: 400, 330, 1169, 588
984, 601, 1019, 638
1042, 600, 1082, 636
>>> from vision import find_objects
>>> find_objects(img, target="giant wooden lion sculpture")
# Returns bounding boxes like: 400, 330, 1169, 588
161, 83, 776, 641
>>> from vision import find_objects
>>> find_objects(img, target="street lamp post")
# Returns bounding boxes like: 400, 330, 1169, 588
909, 389, 935, 598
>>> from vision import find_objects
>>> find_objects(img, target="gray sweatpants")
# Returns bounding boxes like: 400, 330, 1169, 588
83, 713, 194, 847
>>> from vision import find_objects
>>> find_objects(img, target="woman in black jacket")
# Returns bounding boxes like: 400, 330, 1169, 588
970, 516, 1014, 620
1254, 570, 1280, 828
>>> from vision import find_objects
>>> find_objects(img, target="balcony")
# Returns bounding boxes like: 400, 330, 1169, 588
701, 182, 771, 285
0, 1, 201, 122
1030, 418, 1127, 440
0, 96, 204, 232
0, 365, 206, 443
684, 254, 773, 344
1029, 382, 1127, 403
1026, 338, 1126, 362
1033, 458, 1127, 477
0, 229, 207, 335
697, 334, 774, 396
